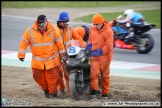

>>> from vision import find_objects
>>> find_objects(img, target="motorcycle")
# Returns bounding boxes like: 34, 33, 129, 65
62, 40, 101, 100
109, 15, 155, 54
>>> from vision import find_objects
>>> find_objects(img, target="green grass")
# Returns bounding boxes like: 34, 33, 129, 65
2, 1, 160, 28
2, 1, 150, 8
75, 9, 161, 28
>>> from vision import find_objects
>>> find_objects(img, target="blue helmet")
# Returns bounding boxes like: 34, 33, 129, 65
59, 12, 69, 21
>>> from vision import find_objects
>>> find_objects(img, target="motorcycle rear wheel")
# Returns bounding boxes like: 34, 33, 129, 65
135, 33, 154, 54
69, 72, 85, 100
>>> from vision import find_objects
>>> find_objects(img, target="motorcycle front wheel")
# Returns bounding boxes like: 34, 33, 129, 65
69, 72, 85, 100
135, 33, 154, 54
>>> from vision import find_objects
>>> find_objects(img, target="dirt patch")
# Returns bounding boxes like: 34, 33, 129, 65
2, 65, 161, 106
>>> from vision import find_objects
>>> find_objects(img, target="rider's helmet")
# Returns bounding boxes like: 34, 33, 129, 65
75, 26, 85, 38
124, 9, 134, 17
59, 12, 69, 22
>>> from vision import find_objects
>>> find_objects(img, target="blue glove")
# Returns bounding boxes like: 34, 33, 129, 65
91, 48, 103, 57
85, 43, 92, 52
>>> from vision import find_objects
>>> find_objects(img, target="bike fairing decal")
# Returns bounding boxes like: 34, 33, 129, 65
112, 26, 127, 34
69, 47, 76, 53
67, 46, 81, 56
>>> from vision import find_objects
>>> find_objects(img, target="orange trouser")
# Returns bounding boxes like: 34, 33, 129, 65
32, 66, 60, 94
90, 61, 111, 95
58, 62, 70, 93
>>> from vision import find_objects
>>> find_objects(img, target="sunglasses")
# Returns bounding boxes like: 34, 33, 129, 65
61, 21, 69, 25
38, 20, 47, 27
38, 23, 47, 27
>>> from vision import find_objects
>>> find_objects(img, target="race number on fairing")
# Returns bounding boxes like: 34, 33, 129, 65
67, 46, 81, 56
69, 47, 76, 53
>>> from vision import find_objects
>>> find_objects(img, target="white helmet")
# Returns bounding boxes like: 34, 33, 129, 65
124, 9, 134, 17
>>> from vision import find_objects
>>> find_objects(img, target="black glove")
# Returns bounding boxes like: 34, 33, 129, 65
113, 20, 118, 24
62, 55, 68, 61
19, 58, 24, 62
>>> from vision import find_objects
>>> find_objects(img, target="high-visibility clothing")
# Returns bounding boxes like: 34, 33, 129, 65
88, 20, 114, 95
32, 66, 60, 94
90, 61, 111, 95
53, 24, 86, 93
18, 21, 65, 70
53, 24, 86, 49
89, 20, 114, 62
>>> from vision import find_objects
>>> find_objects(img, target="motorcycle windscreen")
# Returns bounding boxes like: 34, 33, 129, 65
66, 39, 83, 56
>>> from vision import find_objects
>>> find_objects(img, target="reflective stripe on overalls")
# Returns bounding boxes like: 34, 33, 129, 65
18, 37, 29, 54
29, 26, 59, 61
63, 25, 71, 46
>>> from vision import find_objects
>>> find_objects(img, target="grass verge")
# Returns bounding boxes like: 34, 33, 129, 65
75, 9, 160, 28
2, 1, 149, 8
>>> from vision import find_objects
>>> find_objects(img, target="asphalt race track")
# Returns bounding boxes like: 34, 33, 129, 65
2, 15, 160, 64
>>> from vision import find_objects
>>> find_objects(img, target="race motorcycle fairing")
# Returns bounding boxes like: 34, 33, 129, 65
62, 40, 102, 100
109, 15, 155, 54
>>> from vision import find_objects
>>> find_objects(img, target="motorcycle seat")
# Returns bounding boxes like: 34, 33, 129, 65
141, 24, 155, 28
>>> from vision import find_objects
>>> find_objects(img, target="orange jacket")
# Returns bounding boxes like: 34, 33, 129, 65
88, 20, 114, 62
18, 21, 65, 70
53, 24, 86, 49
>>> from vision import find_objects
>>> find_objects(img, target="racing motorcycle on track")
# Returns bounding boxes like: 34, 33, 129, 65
62, 40, 101, 100
109, 15, 155, 54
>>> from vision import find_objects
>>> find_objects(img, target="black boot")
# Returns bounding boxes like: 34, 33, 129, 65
98, 90, 101, 94
49, 92, 57, 99
102, 94, 108, 100
90, 90, 98, 99
125, 28, 134, 39
44, 90, 49, 98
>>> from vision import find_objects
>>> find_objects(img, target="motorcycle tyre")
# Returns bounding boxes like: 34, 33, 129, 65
136, 33, 154, 54
69, 72, 85, 100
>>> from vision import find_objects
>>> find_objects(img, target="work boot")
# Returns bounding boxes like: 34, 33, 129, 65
98, 90, 101, 94
102, 94, 108, 100
49, 92, 57, 99
44, 90, 49, 98
90, 90, 98, 99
